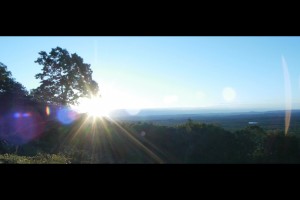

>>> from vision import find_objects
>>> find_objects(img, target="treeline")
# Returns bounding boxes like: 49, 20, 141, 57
1, 115, 299, 163
122, 120, 300, 163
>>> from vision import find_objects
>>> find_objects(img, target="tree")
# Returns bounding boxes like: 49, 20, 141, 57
0, 62, 32, 149
32, 47, 99, 106
0, 62, 28, 96
0, 62, 29, 111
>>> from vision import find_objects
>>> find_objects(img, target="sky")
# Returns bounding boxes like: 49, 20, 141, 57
1, 36, 300, 111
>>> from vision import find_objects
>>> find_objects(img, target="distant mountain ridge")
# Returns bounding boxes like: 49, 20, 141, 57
109, 108, 300, 118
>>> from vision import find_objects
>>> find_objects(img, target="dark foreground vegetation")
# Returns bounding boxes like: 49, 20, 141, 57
1, 114, 300, 164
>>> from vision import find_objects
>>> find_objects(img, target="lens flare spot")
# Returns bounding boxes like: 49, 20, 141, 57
14, 113, 21, 118
282, 56, 292, 135
222, 87, 236, 102
0, 111, 45, 145
140, 131, 146, 137
57, 108, 79, 125
22, 113, 31, 117
45, 106, 51, 116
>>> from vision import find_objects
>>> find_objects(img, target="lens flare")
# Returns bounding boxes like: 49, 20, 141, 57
222, 87, 236, 102
57, 107, 79, 125
22, 113, 31, 117
45, 106, 50, 116
0, 111, 45, 145
282, 56, 292, 136
13, 113, 21, 118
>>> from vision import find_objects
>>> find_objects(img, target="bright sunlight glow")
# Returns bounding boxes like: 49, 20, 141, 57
72, 83, 161, 118
73, 96, 111, 118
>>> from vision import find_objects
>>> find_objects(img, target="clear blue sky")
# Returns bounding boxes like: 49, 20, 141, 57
1, 36, 300, 111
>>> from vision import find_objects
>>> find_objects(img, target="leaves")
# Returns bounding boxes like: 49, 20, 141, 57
32, 47, 99, 105
0, 62, 28, 97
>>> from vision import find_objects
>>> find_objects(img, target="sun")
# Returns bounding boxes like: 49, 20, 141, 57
73, 96, 111, 118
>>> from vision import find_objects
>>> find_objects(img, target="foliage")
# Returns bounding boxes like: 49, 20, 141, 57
0, 62, 29, 112
0, 153, 70, 164
2, 111, 300, 163
0, 62, 28, 95
32, 47, 99, 106
260, 133, 300, 163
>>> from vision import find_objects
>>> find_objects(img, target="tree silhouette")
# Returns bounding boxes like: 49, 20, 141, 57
0, 62, 29, 113
0, 62, 28, 96
32, 47, 99, 106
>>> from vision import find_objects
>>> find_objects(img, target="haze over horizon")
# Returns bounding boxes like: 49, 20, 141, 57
1, 36, 300, 111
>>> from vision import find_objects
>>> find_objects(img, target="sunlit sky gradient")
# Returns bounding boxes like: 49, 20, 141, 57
1, 36, 300, 111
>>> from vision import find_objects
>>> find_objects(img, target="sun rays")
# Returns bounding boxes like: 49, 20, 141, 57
57, 108, 164, 163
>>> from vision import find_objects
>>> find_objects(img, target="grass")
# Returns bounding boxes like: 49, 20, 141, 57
0, 153, 71, 164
